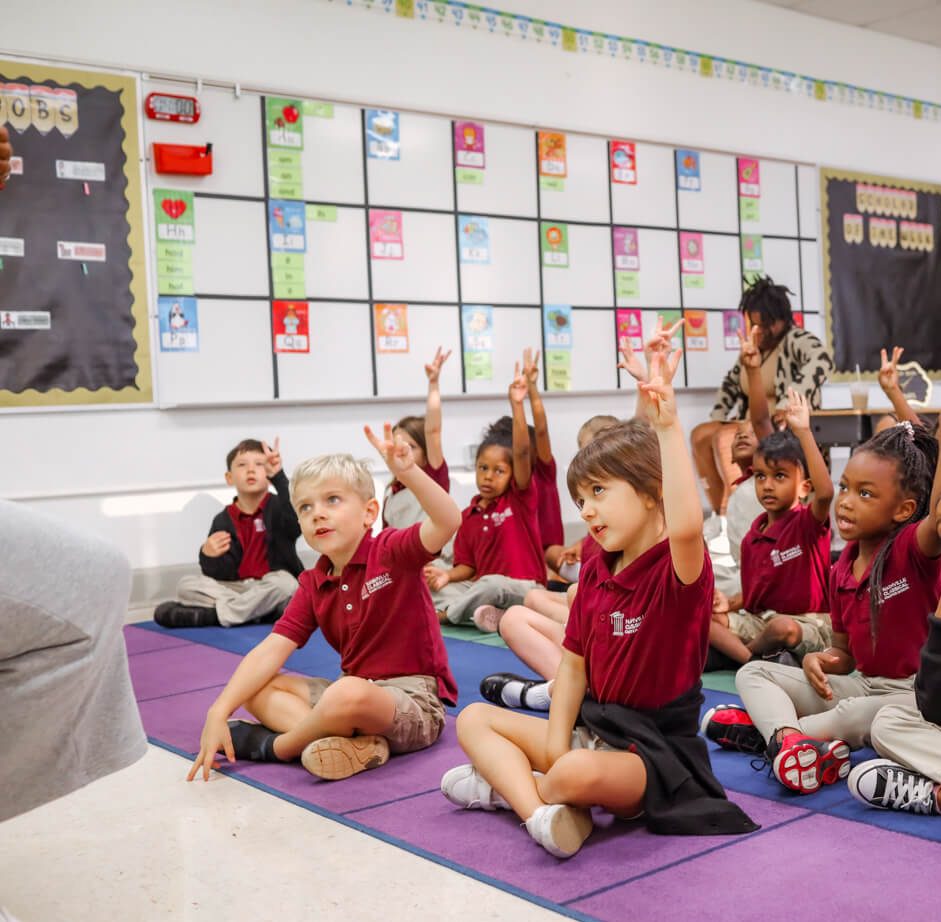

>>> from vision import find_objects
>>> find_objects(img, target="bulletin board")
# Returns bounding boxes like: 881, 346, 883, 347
821, 167, 941, 379
0, 57, 150, 407
143, 79, 822, 407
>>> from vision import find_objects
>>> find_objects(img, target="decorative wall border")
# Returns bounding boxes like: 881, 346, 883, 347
331, 0, 941, 125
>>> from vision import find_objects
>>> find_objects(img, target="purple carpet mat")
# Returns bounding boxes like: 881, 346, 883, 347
126, 625, 941, 921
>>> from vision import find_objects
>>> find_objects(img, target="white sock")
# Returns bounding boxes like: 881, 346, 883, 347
500, 680, 526, 708
558, 561, 581, 582
523, 682, 552, 711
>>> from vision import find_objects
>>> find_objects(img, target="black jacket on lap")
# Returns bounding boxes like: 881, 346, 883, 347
580, 683, 759, 836
198, 470, 304, 581
915, 613, 941, 727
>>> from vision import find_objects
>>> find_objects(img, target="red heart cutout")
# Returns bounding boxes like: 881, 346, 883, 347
161, 198, 186, 220
282, 105, 299, 124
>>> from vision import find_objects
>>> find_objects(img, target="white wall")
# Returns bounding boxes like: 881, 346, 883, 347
3, 0, 941, 570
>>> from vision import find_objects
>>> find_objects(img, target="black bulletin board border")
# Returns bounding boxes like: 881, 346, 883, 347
0, 58, 150, 408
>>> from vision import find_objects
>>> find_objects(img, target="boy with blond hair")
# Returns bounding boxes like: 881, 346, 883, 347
188, 424, 461, 782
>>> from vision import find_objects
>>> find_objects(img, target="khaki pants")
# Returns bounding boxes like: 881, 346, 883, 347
431, 574, 542, 625
177, 570, 298, 627
728, 610, 832, 659
306, 674, 445, 754
870, 699, 941, 783
736, 659, 915, 748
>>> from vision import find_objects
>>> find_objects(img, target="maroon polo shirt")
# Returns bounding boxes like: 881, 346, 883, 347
453, 478, 545, 583
227, 493, 271, 580
580, 532, 602, 566
273, 524, 457, 704
533, 456, 565, 549
740, 503, 831, 614
381, 461, 450, 529
562, 539, 713, 709
830, 522, 941, 679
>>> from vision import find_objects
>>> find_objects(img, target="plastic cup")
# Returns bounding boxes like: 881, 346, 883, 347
849, 382, 869, 411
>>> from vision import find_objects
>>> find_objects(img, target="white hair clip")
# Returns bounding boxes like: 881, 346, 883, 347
896, 419, 915, 438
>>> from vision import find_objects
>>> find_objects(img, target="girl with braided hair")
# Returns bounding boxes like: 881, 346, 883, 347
691, 275, 833, 528
724, 422, 941, 794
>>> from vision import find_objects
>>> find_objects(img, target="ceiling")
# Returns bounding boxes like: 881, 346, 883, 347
753, 0, 941, 47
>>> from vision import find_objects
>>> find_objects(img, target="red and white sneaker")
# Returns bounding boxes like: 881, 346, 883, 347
770, 733, 850, 794
700, 704, 766, 754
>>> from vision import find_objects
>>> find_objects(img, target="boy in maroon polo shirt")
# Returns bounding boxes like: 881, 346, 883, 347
426, 366, 545, 630
187, 426, 461, 782
154, 438, 303, 628
706, 388, 833, 671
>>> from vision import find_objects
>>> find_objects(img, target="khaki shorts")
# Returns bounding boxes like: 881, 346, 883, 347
570, 725, 617, 752
727, 610, 832, 660
306, 674, 445, 755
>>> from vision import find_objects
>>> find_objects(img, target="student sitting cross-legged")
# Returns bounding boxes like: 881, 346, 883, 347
439, 345, 757, 859
186, 426, 461, 783
155, 437, 304, 628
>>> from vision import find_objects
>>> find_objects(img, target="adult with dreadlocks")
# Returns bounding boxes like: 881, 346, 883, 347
690, 276, 833, 535
723, 422, 941, 795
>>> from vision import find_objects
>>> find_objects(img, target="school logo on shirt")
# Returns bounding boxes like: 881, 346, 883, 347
770, 544, 802, 567
254, 518, 266, 533
490, 507, 514, 527
361, 572, 393, 599
609, 610, 644, 637
880, 577, 910, 602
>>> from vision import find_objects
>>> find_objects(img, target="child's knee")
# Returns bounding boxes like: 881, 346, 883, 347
763, 616, 801, 646
500, 605, 528, 636
317, 675, 375, 717
523, 588, 543, 609
455, 701, 493, 741
543, 750, 599, 802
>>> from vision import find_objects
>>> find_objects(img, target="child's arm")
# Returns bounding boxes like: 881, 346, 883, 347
188, 632, 297, 781
802, 632, 854, 700
545, 649, 587, 766
423, 347, 451, 470
783, 387, 834, 523
424, 562, 475, 590
878, 346, 921, 427
638, 349, 705, 585
509, 364, 533, 489
916, 442, 941, 557
523, 347, 553, 465
619, 316, 684, 417
739, 324, 774, 439
365, 423, 461, 555
263, 436, 302, 537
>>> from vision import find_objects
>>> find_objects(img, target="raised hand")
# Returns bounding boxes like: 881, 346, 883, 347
202, 531, 232, 558
738, 323, 761, 370
508, 362, 528, 405
261, 437, 282, 476
637, 347, 682, 430
782, 387, 811, 433
645, 315, 683, 366
522, 347, 541, 385
878, 346, 904, 393
618, 336, 646, 383
364, 422, 416, 479
424, 346, 452, 384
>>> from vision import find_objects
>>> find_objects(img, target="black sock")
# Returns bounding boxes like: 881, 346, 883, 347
227, 720, 285, 762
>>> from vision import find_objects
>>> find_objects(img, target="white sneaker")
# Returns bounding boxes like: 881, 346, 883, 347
848, 758, 940, 815
524, 803, 594, 859
440, 763, 510, 811
472, 605, 505, 633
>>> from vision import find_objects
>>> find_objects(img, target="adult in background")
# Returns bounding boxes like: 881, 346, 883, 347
691, 276, 833, 535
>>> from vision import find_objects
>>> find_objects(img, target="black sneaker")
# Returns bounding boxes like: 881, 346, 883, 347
153, 601, 220, 628
848, 759, 940, 814
699, 704, 766, 754
479, 672, 543, 708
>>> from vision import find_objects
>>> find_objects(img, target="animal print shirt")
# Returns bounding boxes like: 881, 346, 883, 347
709, 327, 833, 422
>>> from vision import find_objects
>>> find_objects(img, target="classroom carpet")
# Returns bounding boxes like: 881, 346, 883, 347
127, 622, 941, 921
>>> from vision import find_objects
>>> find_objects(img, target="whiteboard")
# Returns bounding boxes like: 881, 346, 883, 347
305, 207, 369, 301
302, 102, 366, 204
761, 238, 802, 308
685, 310, 737, 387
375, 305, 462, 398
800, 240, 823, 313
455, 122, 538, 218
464, 306, 542, 396
617, 228, 680, 308
459, 216, 540, 304
569, 309, 618, 391
276, 302, 373, 402
541, 223, 613, 306
681, 233, 741, 310
366, 111, 454, 211
158, 299, 273, 406
193, 198, 269, 296
739, 160, 799, 238
677, 151, 738, 233
610, 141, 677, 229
144, 80, 264, 198
539, 133, 610, 224
370, 210, 458, 303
